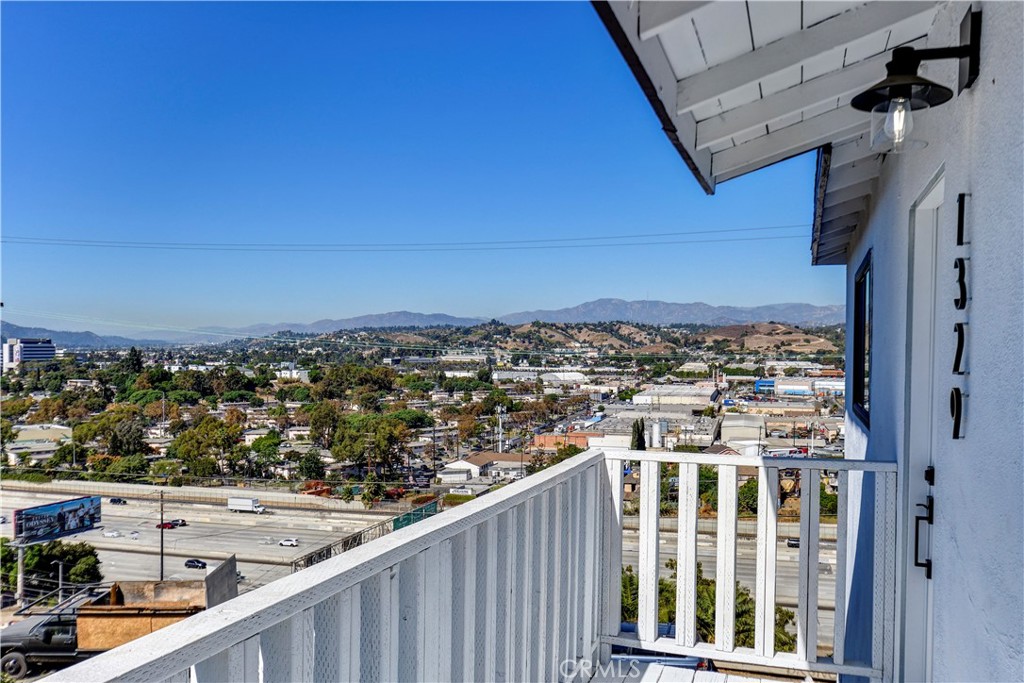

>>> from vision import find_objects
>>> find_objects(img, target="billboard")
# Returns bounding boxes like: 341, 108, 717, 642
13, 496, 102, 544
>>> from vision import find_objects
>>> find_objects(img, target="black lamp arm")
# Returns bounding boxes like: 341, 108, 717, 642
913, 45, 973, 62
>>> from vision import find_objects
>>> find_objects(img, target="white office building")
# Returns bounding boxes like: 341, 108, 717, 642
1, 338, 57, 372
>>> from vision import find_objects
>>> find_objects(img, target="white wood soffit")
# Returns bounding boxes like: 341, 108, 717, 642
598, 1, 940, 264
672, 2, 937, 115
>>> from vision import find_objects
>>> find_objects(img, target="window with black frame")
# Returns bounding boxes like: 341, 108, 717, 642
852, 251, 872, 425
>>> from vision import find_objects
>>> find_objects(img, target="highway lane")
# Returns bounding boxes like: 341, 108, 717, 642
622, 529, 837, 647
1, 489, 389, 590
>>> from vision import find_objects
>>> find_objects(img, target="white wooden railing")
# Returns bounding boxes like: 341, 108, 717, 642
43, 447, 897, 682
600, 447, 898, 682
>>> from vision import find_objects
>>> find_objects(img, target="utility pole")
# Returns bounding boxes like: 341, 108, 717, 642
51, 560, 65, 602
16, 545, 25, 607
159, 491, 165, 581
497, 406, 505, 454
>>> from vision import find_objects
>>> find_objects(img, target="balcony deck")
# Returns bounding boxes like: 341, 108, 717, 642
591, 662, 751, 682
43, 448, 897, 683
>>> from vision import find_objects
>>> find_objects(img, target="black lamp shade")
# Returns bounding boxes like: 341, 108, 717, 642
851, 73, 954, 112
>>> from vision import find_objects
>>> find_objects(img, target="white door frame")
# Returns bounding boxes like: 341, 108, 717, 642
898, 169, 944, 682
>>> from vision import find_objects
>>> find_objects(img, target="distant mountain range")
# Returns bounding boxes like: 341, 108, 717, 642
2, 299, 844, 347
197, 312, 486, 338
0, 321, 153, 349
498, 299, 845, 326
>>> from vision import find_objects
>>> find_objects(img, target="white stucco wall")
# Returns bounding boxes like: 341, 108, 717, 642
842, 2, 1023, 680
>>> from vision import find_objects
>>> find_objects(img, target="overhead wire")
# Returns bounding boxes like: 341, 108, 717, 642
2, 222, 810, 253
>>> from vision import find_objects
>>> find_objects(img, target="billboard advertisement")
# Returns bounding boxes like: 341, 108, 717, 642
13, 496, 102, 544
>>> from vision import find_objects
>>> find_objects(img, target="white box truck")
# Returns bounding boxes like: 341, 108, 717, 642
227, 497, 266, 514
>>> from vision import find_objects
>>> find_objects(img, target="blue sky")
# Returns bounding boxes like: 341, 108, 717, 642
2, 2, 843, 335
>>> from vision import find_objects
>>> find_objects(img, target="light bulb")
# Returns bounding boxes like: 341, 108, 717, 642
884, 97, 913, 151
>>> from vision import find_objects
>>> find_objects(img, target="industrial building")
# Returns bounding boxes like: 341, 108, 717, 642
630, 383, 719, 410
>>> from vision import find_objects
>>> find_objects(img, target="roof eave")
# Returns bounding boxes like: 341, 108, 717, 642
591, 0, 715, 195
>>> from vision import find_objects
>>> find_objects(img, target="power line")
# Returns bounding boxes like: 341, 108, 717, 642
1, 224, 809, 253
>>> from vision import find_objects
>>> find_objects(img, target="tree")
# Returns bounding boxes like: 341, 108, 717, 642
621, 560, 795, 652
525, 452, 547, 475
737, 478, 759, 517
309, 401, 342, 448
223, 407, 247, 427
630, 418, 647, 450
1, 418, 18, 454
123, 347, 144, 374
699, 465, 718, 511
819, 482, 838, 516
1, 539, 103, 592
108, 419, 148, 457
298, 452, 326, 480
360, 473, 385, 508
550, 443, 584, 466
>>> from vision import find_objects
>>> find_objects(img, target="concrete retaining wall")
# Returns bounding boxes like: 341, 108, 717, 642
0, 479, 405, 515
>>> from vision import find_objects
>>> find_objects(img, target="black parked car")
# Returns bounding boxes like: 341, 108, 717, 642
109, 498, 128, 505
184, 559, 207, 569
1, 614, 84, 680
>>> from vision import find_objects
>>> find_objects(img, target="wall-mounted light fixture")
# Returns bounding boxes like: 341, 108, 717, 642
852, 9, 981, 154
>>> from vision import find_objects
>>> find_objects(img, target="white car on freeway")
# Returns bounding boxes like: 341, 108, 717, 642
279, 538, 299, 547
103, 530, 121, 538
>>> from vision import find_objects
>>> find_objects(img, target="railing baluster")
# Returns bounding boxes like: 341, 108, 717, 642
463, 525, 479, 683
194, 649, 228, 682
481, 517, 498, 681
422, 544, 439, 681
715, 464, 738, 652
381, 566, 399, 683
676, 462, 699, 648
581, 465, 598, 662
483, 516, 499, 679
513, 502, 530, 681
497, 509, 514, 681
551, 482, 568, 681
880, 472, 898, 682
797, 467, 821, 662
601, 457, 624, 661
494, 512, 510, 682
530, 492, 548, 682
637, 459, 661, 643
755, 465, 779, 658
565, 475, 581, 670
870, 471, 886, 678
438, 538, 454, 682
833, 470, 849, 665
311, 593, 341, 683
259, 608, 314, 683
339, 587, 360, 681
546, 486, 560, 681
448, 533, 464, 682
397, 553, 420, 681
228, 636, 260, 682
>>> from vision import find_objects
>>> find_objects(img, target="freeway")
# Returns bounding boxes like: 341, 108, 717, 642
0, 490, 389, 591
622, 529, 837, 647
